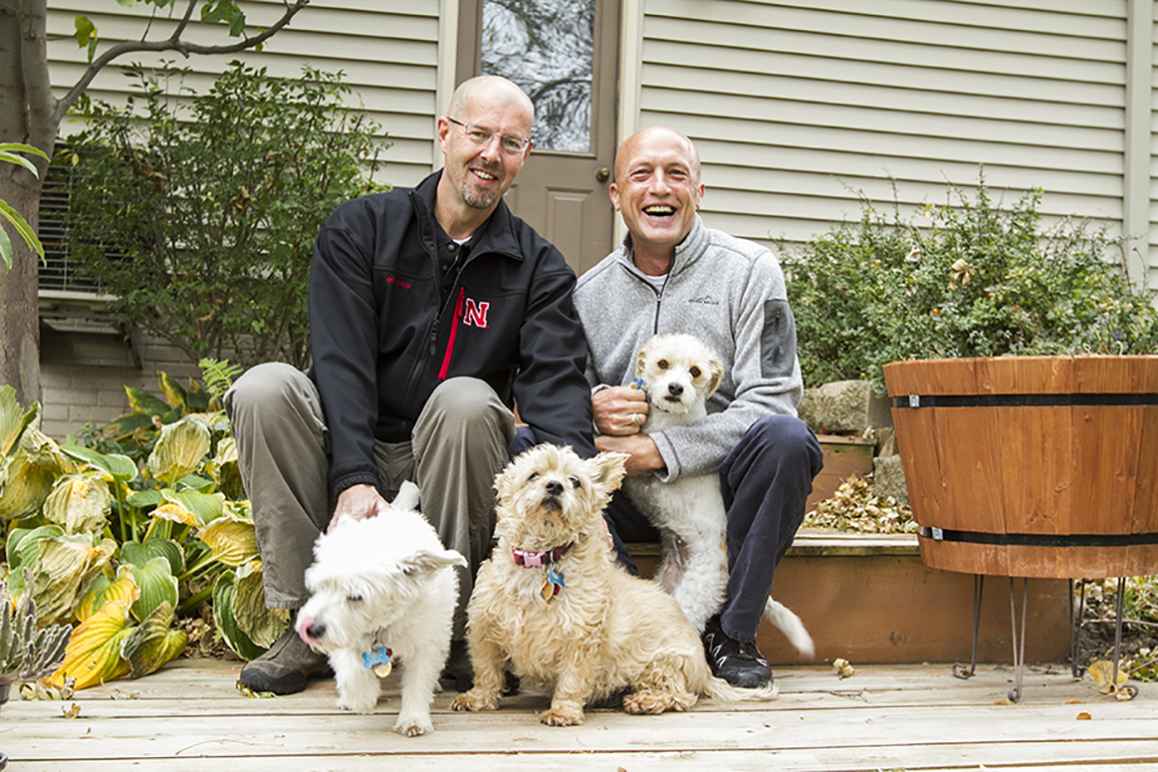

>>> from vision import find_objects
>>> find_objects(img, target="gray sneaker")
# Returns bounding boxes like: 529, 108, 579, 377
238, 627, 332, 695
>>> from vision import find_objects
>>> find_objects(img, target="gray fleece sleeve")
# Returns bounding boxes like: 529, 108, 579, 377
650, 253, 803, 481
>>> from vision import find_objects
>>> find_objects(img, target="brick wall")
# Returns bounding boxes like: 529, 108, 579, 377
40, 329, 202, 439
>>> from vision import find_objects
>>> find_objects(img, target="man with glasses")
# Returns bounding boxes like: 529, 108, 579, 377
226, 75, 595, 695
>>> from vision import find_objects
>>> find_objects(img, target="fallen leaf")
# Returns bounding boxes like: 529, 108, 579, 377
992, 697, 1013, 705
235, 680, 276, 699
1076, 711, 1092, 720
20, 678, 76, 702
61, 702, 82, 719
832, 658, 856, 679
109, 688, 141, 700
1065, 698, 1082, 705
1087, 660, 1127, 694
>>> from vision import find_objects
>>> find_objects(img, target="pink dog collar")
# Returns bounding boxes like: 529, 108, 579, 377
512, 543, 572, 568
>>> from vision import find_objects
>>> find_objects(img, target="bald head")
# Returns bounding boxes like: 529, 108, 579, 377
448, 76, 534, 124
614, 127, 701, 184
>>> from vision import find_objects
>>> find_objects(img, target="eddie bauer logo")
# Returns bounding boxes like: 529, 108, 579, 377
688, 295, 719, 306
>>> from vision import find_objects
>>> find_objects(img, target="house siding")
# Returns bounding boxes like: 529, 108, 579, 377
637, 0, 1133, 259
41, 0, 441, 436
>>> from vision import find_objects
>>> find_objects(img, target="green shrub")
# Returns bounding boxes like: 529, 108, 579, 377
64, 61, 386, 370
784, 180, 1158, 391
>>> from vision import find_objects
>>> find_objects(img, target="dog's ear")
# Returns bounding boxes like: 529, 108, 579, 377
399, 548, 468, 576
706, 357, 724, 398
392, 480, 421, 512
588, 451, 629, 493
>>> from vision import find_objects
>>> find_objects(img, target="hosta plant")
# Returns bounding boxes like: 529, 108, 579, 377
0, 362, 286, 691
0, 582, 71, 709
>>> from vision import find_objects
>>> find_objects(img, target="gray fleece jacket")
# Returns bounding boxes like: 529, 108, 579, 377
574, 216, 802, 482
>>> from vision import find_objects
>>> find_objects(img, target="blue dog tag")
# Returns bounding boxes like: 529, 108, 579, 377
361, 644, 393, 677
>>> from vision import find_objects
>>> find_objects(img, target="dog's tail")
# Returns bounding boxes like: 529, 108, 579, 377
763, 597, 814, 658
703, 675, 778, 702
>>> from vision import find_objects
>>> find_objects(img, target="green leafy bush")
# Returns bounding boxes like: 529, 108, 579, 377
64, 61, 386, 370
784, 181, 1158, 391
0, 361, 283, 690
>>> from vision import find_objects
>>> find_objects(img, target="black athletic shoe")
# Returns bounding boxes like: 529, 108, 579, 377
702, 615, 772, 689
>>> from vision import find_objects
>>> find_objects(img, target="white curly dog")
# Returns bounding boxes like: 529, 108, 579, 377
296, 482, 466, 736
624, 333, 814, 656
452, 444, 777, 727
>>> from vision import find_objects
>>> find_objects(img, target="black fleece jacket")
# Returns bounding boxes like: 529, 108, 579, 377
308, 171, 596, 499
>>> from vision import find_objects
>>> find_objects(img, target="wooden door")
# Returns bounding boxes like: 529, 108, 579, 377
457, 0, 619, 274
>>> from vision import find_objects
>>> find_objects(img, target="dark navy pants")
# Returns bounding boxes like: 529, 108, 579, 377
512, 415, 823, 643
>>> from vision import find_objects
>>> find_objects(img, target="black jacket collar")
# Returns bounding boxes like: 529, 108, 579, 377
410, 171, 525, 262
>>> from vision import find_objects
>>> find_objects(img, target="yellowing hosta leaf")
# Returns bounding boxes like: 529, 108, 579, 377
158, 371, 188, 410
149, 502, 199, 528
32, 533, 116, 626
198, 517, 258, 567
127, 557, 178, 622
121, 601, 186, 678
0, 385, 38, 459
147, 417, 211, 485
0, 447, 60, 521
213, 572, 264, 660
76, 567, 140, 622
161, 489, 225, 525
42, 472, 113, 533
234, 561, 289, 648
48, 599, 134, 689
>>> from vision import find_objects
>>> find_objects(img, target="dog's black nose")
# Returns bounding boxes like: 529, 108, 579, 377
667, 383, 684, 396
306, 622, 326, 639
545, 480, 564, 496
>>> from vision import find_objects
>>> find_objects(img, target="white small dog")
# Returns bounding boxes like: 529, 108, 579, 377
624, 333, 814, 656
296, 482, 466, 736
452, 445, 776, 727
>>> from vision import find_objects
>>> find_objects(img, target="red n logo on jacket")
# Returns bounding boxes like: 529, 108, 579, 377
463, 298, 490, 328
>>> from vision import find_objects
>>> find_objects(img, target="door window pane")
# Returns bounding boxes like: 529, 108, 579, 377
480, 0, 594, 153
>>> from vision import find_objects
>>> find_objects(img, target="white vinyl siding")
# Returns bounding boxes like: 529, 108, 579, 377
1150, 1, 1158, 291
45, 0, 440, 188
638, 0, 1130, 257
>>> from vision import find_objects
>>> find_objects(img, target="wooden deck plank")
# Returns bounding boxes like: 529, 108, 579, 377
37, 742, 1158, 772
9, 702, 1156, 761
11, 670, 1124, 718
6, 660, 1154, 770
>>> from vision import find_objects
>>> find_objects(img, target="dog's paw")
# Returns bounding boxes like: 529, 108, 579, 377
450, 689, 499, 712
337, 696, 378, 714
394, 712, 433, 737
540, 705, 584, 726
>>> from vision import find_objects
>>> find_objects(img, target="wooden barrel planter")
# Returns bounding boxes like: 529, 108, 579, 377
884, 356, 1158, 579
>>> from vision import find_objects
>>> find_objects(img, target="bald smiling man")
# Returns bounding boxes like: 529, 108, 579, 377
226, 76, 595, 696
574, 127, 823, 689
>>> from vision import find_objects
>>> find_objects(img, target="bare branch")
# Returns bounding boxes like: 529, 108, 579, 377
172, 0, 198, 42
18, 0, 56, 159
52, 0, 310, 125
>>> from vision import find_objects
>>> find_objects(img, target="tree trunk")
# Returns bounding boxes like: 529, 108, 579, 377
0, 0, 52, 404
0, 180, 43, 405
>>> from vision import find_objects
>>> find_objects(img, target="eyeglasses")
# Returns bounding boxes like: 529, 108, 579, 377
446, 117, 530, 155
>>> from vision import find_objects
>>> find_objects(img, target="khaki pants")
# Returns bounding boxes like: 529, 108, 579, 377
224, 363, 515, 638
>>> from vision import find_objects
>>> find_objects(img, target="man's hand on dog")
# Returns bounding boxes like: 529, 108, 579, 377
596, 434, 665, 475
593, 386, 649, 436
329, 484, 390, 532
